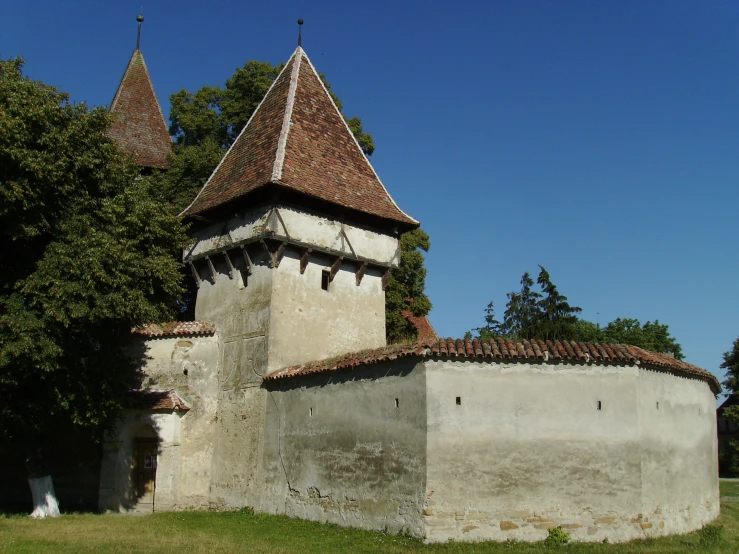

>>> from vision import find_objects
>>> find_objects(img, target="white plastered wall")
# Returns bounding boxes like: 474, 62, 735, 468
423, 359, 719, 543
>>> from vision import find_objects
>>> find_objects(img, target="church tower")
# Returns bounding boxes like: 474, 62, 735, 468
180, 45, 418, 379
108, 14, 171, 171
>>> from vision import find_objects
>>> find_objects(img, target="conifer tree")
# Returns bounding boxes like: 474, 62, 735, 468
534, 265, 582, 341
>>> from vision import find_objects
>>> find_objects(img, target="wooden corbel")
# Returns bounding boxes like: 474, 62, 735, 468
381, 268, 392, 291
299, 248, 312, 275
259, 239, 274, 266
189, 261, 201, 288
205, 256, 217, 282
223, 250, 235, 280
355, 262, 367, 286
329, 256, 343, 282
239, 245, 253, 275
273, 241, 287, 268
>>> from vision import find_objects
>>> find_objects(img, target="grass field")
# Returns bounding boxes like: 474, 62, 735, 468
1, 483, 738, 553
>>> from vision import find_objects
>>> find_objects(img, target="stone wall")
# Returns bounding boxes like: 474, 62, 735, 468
423, 359, 719, 543
261, 360, 427, 536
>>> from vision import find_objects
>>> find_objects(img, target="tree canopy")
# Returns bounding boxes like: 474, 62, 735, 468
0, 58, 187, 465
158, 59, 430, 340
467, 266, 683, 358
722, 337, 739, 394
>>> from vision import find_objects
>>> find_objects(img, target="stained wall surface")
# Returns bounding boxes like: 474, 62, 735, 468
423, 360, 719, 543
261, 361, 427, 535
99, 334, 220, 512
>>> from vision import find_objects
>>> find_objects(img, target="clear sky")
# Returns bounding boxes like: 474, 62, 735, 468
3, 1, 738, 390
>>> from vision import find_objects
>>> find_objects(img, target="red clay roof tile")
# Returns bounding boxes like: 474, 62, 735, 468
181, 47, 416, 226
266, 338, 720, 393
126, 389, 190, 412
133, 321, 216, 338
108, 49, 171, 169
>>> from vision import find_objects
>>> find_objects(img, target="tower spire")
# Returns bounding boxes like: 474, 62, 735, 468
136, 13, 144, 50
297, 18, 303, 47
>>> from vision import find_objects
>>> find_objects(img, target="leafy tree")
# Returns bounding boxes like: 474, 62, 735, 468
385, 228, 432, 343
0, 58, 187, 516
591, 318, 684, 360
720, 338, 739, 476
500, 272, 542, 340
534, 265, 582, 341
721, 337, 739, 393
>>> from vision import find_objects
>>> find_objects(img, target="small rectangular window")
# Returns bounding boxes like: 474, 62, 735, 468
456, 396, 461, 406
597, 401, 602, 411
395, 398, 399, 408
656, 401, 659, 410
309, 407, 313, 417
321, 269, 330, 291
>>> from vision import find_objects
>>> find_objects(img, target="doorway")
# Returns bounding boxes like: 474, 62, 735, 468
133, 438, 158, 510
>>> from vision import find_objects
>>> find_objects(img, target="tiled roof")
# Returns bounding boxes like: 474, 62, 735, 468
266, 338, 720, 393
126, 389, 190, 412
133, 321, 216, 338
402, 310, 438, 341
181, 47, 417, 226
108, 49, 171, 169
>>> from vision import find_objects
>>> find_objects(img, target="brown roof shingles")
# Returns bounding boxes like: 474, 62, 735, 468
126, 390, 190, 412
108, 49, 171, 169
181, 47, 416, 226
133, 321, 216, 338
266, 338, 720, 393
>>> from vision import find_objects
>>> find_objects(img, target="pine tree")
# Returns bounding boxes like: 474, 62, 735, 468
501, 272, 542, 340
534, 265, 582, 341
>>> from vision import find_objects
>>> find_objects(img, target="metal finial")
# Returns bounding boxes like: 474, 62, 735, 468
136, 13, 144, 49
297, 19, 304, 47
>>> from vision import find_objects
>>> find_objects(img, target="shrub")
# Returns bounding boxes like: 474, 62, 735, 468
543, 526, 570, 546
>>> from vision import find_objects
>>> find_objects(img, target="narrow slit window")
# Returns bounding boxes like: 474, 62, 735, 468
597, 400, 602, 411
395, 398, 399, 408
456, 396, 461, 406
321, 269, 330, 291
656, 401, 659, 410
309, 407, 313, 417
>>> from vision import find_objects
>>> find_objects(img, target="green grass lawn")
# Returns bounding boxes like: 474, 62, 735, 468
2, 483, 738, 554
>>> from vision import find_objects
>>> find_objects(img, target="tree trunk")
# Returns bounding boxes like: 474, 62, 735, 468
28, 475, 60, 518
25, 443, 60, 518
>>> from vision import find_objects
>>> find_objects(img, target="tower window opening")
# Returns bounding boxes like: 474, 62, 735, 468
597, 401, 602, 411
310, 407, 313, 417
395, 398, 399, 408
321, 269, 330, 291
456, 397, 461, 406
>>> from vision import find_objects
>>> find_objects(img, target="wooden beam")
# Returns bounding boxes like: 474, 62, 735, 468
381, 269, 391, 291
205, 256, 217, 282
299, 248, 312, 275
273, 208, 291, 240
239, 245, 253, 275
189, 262, 201, 288
259, 239, 274, 267
329, 257, 343, 282
355, 262, 367, 286
273, 242, 287, 268
223, 250, 235, 280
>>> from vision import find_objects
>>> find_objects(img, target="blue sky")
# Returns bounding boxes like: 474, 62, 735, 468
3, 1, 738, 388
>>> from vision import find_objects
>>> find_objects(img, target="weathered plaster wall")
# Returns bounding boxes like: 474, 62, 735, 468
99, 334, 220, 512
262, 361, 427, 535
98, 410, 181, 513
267, 251, 386, 372
423, 360, 719, 543
195, 256, 272, 509
188, 204, 400, 266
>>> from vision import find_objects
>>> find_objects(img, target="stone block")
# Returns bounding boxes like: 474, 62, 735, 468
560, 523, 582, 529
594, 516, 618, 525
466, 512, 487, 520
462, 525, 478, 533
640, 522, 653, 529
526, 516, 550, 523
534, 522, 557, 530
500, 520, 519, 531
423, 508, 436, 516
426, 517, 454, 528
507, 510, 531, 519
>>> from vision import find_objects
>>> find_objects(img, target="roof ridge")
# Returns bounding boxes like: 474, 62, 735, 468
297, 49, 418, 225
267, 338, 720, 393
179, 49, 300, 218
271, 49, 302, 182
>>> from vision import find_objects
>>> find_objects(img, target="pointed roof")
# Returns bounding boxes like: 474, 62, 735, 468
108, 49, 171, 169
181, 47, 417, 227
